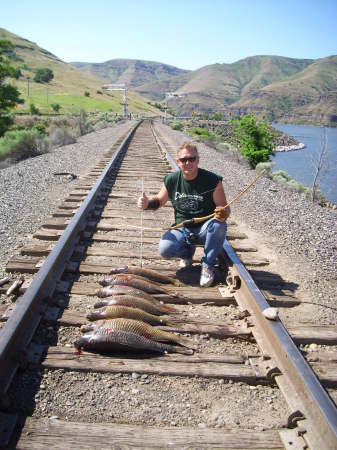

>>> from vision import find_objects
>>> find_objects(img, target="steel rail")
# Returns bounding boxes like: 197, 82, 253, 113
224, 241, 337, 449
0, 120, 142, 398
153, 122, 337, 448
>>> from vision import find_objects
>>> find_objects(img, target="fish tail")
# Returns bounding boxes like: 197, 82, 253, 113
161, 304, 179, 313
174, 335, 197, 350
172, 346, 194, 355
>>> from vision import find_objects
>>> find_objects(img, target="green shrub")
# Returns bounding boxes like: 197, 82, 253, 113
230, 114, 276, 168
84, 91, 90, 97
211, 112, 223, 121
76, 109, 93, 136
51, 103, 61, 113
29, 102, 40, 115
0, 129, 49, 161
96, 90, 103, 95
170, 121, 184, 131
255, 162, 273, 178
49, 125, 76, 147
187, 127, 216, 140
33, 122, 47, 135
33, 67, 54, 83
272, 170, 291, 182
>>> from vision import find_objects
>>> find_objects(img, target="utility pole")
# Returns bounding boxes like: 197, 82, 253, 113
164, 92, 186, 123
102, 83, 128, 118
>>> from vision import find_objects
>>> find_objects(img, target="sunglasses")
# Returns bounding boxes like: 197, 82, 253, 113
178, 156, 197, 163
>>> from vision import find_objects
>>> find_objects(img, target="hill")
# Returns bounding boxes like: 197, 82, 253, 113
0, 28, 162, 116
74, 54, 337, 125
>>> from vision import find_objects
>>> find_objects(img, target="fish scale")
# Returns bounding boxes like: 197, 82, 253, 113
108, 265, 179, 286
93, 295, 178, 315
87, 305, 173, 326
99, 274, 175, 295
74, 330, 193, 355
80, 318, 195, 349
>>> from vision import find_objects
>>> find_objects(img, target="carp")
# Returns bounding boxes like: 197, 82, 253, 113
87, 305, 174, 326
99, 274, 177, 296
74, 329, 193, 355
93, 295, 178, 315
109, 265, 179, 286
80, 318, 195, 349
96, 285, 156, 301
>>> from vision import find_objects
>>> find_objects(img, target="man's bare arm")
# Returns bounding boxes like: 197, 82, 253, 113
213, 181, 230, 221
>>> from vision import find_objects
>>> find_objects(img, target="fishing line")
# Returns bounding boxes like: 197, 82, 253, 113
140, 174, 144, 268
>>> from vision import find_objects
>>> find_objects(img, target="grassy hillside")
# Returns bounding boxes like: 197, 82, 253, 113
0, 28, 162, 116
233, 56, 337, 124
72, 59, 189, 87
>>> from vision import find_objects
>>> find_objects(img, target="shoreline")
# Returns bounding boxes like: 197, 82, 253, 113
274, 142, 305, 152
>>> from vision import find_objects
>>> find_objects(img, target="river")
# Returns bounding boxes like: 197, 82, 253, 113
272, 123, 337, 204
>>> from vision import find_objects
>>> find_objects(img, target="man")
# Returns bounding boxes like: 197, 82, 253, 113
137, 142, 230, 287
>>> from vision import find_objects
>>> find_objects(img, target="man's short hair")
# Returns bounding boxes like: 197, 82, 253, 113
177, 142, 198, 157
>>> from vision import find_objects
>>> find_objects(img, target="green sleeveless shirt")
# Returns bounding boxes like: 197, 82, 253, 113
164, 168, 222, 225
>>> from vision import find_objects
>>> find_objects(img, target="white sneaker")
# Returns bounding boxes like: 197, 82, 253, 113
179, 258, 192, 268
200, 264, 215, 287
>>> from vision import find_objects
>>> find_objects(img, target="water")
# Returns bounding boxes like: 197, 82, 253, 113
272, 123, 337, 204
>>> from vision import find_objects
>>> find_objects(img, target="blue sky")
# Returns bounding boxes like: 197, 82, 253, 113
1, 0, 337, 70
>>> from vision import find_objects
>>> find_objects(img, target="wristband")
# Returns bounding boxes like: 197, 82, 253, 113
147, 198, 160, 210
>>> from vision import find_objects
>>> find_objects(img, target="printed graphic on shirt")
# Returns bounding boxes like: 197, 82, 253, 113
175, 192, 204, 214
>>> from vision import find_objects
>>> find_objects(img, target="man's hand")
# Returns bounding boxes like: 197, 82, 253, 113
137, 192, 149, 210
214, 206, 228, 222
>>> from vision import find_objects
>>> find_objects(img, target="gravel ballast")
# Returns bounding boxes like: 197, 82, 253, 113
0, 120, 135, 280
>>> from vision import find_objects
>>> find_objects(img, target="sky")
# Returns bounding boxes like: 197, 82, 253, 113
1, 0, 337, 70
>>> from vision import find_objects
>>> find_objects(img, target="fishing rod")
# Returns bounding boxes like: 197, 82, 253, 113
169, 169, 266, 230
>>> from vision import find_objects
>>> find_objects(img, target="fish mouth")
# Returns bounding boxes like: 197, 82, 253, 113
109, 266, 128, 274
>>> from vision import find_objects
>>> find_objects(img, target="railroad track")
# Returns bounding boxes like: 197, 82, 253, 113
0, 119, 336, 449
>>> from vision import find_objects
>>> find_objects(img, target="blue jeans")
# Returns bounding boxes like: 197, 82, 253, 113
158, 218, 227, 267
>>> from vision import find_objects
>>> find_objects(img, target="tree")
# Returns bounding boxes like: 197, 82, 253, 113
33, 67, 54, 83
0, 40, 23, 136
311, 127, 332, 203
230, 114, 276, 168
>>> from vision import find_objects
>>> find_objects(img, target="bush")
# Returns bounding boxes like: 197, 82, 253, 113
0, 129, 49, 162
230, 114, 276, 168
76, 109, 93, 136
49, 125, 76, 148
29, 102, 40, 115
84, 91, 90, 97
170, 121, 184, 131
51, 103, 61, 113
187, 127, 216, 140
33, 67, 54, 83
33, 122, 47, 135
96, 90, 103, 95
255, 162, 273, 178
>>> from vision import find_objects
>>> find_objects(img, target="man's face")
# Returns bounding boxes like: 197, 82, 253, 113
176, 148, 199, 180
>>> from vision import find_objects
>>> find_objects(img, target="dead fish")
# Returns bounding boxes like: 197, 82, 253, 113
99, 274, 176, 296
87, 305, 174, 326
96, 285, 157, 301
80, 318, 195, 349
6, 276, 24, 296
109, 265, 179, 286
74, 329, 193, 355
94, 295, 178, 315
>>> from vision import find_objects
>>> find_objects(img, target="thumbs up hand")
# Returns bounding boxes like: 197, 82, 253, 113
137, 192, 149, 209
